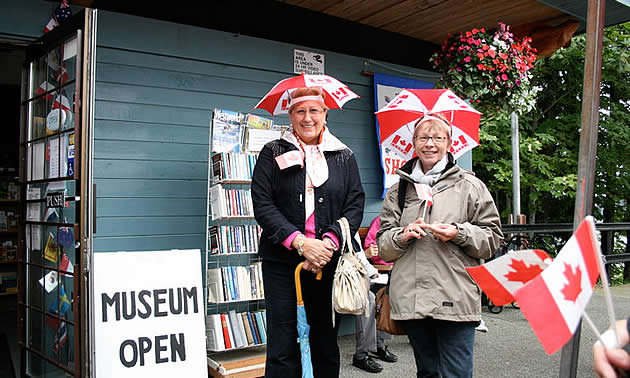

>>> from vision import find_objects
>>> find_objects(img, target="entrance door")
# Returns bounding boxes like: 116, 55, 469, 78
18, 11, 94, 378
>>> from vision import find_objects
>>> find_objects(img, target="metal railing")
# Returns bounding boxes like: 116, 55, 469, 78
501, 222, 630, 265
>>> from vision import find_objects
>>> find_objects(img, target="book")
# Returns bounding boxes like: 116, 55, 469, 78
207, 268, 224, 303
246, 312, 259, 345
221, 267, 230, 301
234, 311, 249, 348
225, 313, 236, 350
243, 113, 272, 130
241, 312, 254, 345
211, 109, 244, 153
228, 310, 246, 348
226, 266, 236, 301
206, 314, 225, 351
220, 313, 232, 349
254, 311, 267, 344
209, 184, 227, 220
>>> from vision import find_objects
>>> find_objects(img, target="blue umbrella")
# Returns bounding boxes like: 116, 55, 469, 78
294, 262, 322, 378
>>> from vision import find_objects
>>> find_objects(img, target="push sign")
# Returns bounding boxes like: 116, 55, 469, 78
46, 192, 65, 208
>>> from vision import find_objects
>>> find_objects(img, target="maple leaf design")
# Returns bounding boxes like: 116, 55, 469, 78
504, 259, 544, 283
561, 263, 582, 303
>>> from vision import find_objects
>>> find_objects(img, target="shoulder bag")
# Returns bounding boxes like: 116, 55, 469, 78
332, 217, 370, 322
375, 281, 406, 335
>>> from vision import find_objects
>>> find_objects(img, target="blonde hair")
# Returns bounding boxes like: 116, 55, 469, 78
413, 113, 452, 140
288, 87, 329, 112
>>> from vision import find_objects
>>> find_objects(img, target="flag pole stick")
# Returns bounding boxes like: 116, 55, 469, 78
589, 216, 619, 346
582, 311, 606, 347
421, 203, 427, 221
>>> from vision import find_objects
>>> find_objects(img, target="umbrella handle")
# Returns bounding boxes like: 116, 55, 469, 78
295, 262, 322, 304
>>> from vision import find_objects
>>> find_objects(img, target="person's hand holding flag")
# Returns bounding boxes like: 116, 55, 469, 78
593, 318, 630, 378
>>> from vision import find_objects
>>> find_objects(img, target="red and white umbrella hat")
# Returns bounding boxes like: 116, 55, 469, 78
255, 73, 360, 116
375, 88, 482, 160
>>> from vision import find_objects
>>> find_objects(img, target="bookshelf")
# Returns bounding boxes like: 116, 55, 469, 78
0, 173, 19, 296
205, 109, 283, 377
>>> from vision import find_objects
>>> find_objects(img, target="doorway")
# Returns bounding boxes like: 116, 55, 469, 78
0, 38, 26, 378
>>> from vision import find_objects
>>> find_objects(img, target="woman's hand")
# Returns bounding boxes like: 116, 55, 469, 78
401, 219, 428, 242
365, 244, 378, 258
593, 319, 630, 378
294, 237, 334, 269
420, 223, 458, 242
302, 259, 321, 274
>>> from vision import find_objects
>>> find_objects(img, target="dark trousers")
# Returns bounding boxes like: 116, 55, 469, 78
263, 260, 340, 378
403, 318, 476, 378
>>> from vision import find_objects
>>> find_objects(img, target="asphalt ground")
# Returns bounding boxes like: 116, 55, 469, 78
338, 283, 630, 378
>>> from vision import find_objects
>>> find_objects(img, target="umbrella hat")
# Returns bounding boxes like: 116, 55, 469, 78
375, 88, 482, 160
255, 73, 360, 116
375, 88, 481, 142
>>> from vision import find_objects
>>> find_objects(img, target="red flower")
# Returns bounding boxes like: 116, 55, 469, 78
463, 56, 472, 63
501, 73, 509, 81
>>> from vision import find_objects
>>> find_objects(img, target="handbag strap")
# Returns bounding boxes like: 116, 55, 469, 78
336, 217, 354, 255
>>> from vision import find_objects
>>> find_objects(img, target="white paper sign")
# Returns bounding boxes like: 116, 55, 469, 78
294, 49, 325, 75
246, 128, 282, 152
94, 250, 206, 378
28, 142, 45, 181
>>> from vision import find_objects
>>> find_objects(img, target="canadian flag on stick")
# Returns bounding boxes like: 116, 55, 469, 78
513, 216, 600, 355
413, 183, 433, 207
466, 249, 552, 306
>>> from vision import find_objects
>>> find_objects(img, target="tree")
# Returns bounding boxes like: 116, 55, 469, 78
472, 22, 630, 228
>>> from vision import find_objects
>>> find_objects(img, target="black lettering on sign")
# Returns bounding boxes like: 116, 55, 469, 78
46, 192, 64, 208
118, 334, 187, 367
154, 289, 167, 317
137, 290, 152, 319
120, 339, 137, 368
101, 287, 199, 321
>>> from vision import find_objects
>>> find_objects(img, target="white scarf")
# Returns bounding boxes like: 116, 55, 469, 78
281, 127, 347, 187
410, 155, 448, 187
282, 127, 347, 221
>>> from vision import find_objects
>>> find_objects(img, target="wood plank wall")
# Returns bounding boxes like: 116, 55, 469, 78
93, 11, 437, 252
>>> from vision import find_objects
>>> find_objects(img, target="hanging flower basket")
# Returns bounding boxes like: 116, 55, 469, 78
431, 22, 539, 114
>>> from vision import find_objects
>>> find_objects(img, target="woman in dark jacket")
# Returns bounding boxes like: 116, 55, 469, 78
251, 87, 365, 377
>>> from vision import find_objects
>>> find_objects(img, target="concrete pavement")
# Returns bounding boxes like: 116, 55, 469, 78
338, 284, 630, 377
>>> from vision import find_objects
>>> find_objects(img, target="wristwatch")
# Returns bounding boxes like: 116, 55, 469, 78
297, 236, 305, 256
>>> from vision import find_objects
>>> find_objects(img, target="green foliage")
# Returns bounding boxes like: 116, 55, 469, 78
467, 22, 630, 224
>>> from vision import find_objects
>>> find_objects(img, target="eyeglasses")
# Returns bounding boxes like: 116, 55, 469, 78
293, 108, 325, 117
414, 135, 448, 144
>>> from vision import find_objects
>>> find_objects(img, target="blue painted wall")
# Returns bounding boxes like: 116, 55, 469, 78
91, 10, 439, 252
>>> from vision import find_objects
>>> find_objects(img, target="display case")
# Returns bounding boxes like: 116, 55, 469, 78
205, 109, 278, 376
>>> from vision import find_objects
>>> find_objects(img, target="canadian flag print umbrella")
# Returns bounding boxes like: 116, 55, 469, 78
375, 89, 482, 160
255, 73, 359, 116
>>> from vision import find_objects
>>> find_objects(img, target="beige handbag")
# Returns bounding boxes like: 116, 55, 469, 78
332, 217, 370, 323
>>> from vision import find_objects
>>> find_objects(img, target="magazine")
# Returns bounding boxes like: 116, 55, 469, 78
211, 109, 245, 153
242, 113, 272, 130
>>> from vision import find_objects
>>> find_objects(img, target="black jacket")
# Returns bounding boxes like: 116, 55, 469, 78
251, 138, 365, 265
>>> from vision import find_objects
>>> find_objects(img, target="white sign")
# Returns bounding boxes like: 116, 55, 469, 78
94, 249, 206, 378
294, 49, 325, 75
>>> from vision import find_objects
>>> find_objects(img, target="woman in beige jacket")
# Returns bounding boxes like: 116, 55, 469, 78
377, 114, 503, 378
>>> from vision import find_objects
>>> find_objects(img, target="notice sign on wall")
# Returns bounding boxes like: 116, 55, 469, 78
294, 49, 325, 75
94, 249, 206, 378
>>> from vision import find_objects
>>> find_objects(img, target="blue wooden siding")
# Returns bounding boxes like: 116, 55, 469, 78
93, 11, 437, 252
